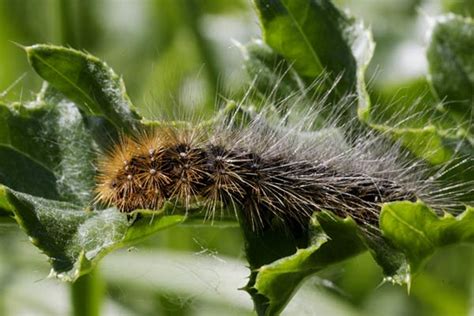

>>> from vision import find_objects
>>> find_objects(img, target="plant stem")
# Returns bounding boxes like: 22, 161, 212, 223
70, 268, 104, 316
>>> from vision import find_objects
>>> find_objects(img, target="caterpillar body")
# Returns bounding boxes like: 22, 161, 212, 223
95, 97, 464, 232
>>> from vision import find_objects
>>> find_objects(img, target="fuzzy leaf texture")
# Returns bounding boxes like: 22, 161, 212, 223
359, 14, 474, 214
0, 87, 96, 205
252, 0, 374, 116
380, 201, 474, 276
0, 6, 472, 316
241, 40, 302, 103
427, 14, 474, 126
243, 3, 474, 315
0, 48, 190, 281
244, 212, 367, 316
25, 44, 142, 134
1, 185, 184, 281
366, 14, 473, 164
243, 203, 474, 316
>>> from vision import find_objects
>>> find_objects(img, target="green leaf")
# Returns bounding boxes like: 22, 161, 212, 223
442, 0, 474, 16
0, 87, 96, 205
367, 123, 474, 201
361, 15, 474, 177
253, 0, 374, 114
241, 40, 302, 102
362, 230, 409, 285
427, 14, 474, 125
368, 78, 442, 128
380, 200, 474, 274
26, 44, 142, 134
2, 185, 185, 281
370, 124, 455, 165
361, 30, 473, 171
244, 212, 366, 316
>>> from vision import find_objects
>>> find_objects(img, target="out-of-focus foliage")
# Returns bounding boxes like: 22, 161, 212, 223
0, 1, 473, 316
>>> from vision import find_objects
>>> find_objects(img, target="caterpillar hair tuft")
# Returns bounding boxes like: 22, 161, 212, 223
94, 90, 471, 232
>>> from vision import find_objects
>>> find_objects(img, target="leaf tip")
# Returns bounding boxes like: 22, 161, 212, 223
9, 40, 27, 50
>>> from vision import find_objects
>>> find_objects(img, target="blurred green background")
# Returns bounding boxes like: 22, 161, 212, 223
0, 0, 473, 315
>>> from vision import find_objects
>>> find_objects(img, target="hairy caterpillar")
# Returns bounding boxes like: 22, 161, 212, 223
94, 89, 470, 232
